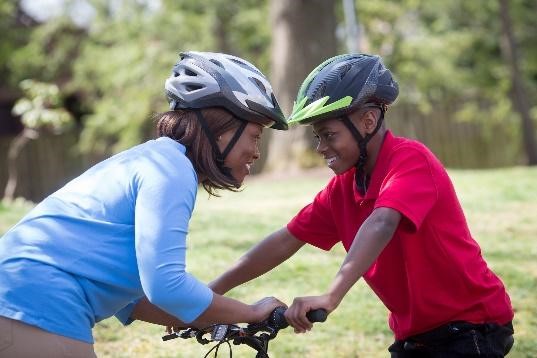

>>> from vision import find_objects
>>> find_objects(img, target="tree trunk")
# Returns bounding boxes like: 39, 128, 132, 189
498, 0, 537, 165
213, 2, 236, 54
3, 128, 39, 201
262, 0, 337, 172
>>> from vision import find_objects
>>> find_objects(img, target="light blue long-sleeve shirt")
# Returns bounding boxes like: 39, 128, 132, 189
0, 137, 213, 343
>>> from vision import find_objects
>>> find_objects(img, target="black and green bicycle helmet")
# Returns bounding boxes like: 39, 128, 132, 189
288, 54, 399, 194
288, 53, 398, 125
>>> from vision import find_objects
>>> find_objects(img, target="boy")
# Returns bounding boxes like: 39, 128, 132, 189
210, 54, 514, 357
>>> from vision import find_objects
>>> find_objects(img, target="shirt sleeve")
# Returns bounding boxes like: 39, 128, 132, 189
114, 299, 140, 326
133, 158, 213, 323
287, 180, 339, 251
374, 146, 438, 232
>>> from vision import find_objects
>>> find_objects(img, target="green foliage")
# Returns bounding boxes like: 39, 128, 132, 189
3, 0, 535, 163
8, 17, 84, 84
70, 0, 270, 156
1, 0, 270, 157
12, 79, 73, 133
357, 0, 536, 129
0, 1, 32, 87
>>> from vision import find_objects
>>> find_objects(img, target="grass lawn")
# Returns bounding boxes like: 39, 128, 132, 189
1, 166, 536, 357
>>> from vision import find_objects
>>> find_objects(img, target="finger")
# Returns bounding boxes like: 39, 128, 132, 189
290, 299, 313, 331
285, 305, 308, 333
297, 308, 313, 331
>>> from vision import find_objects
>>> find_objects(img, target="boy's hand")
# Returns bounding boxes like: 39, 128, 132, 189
284, 294, 335, 333
250, 296, 287, 323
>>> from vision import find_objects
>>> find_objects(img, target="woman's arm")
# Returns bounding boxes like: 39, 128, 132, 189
209, 227, 305, 294
130, 296, 185, 327
130, 294, 285, 329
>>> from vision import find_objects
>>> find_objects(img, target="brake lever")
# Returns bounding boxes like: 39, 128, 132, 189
233, 335, 268, 356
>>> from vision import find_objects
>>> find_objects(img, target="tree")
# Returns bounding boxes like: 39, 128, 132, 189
262, 0, 338, 172
498, 0, 537, 164
4, 80, 73, 201
357, 0, 536, 165
70, 0, 271, 158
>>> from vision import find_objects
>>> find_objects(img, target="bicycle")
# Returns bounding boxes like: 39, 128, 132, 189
162, 306, 327, 358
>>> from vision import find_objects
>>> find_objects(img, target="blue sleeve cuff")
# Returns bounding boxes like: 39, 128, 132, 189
177, 280, 214, 323
115, 299, 141, 326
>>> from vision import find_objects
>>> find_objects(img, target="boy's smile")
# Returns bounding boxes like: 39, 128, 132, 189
313, 118, 360, 175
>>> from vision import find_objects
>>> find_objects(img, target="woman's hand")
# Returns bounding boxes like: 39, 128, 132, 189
249, 296, 287, 323
284, 294, 336, 333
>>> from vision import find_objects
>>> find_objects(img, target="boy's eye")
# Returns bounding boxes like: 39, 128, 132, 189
323, 132, 335, 140
314, 132, 336, 142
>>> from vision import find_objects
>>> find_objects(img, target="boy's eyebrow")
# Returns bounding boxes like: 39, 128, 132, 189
312, 123, 329, 134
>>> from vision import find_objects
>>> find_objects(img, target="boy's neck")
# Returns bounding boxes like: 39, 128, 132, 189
363, 130, 387, 174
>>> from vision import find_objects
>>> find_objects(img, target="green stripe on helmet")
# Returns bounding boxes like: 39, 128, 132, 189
288, 95, 353, 125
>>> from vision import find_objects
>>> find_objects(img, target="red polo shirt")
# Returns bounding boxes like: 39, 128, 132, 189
287, 131, 513, 340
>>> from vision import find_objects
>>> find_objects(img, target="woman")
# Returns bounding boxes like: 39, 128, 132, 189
0, 51, 287, 357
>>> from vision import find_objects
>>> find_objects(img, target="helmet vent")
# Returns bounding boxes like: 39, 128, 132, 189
250, 77, 266, 93
209, 59, 224, 69
185, 68, 197, 76
185, 84, 203, 91
230, 58, 248, 66
339, 64, 351, 79
310, 82, 327, 102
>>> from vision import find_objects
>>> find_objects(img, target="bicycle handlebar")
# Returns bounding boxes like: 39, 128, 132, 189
162, 306, 328, 357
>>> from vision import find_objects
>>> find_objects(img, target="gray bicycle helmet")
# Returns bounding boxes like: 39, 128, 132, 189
165, 51, 287, 130
288, 54, 398, 125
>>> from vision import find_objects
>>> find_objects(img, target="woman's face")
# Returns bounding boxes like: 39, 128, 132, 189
218, 122, 263, 185
312, 118, 360, 175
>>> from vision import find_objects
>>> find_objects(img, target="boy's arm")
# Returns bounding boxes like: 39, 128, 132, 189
284, 207, 401, 332
209, 227, 305, 294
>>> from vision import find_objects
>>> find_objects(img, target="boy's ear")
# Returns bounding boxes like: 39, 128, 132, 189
361, 109, 379, 133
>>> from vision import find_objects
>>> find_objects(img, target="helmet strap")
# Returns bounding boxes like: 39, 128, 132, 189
341, 107, 385, 195
221, 121, 247, 159
194, 110, 238, 179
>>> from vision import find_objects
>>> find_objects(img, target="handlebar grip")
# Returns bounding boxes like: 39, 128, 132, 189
306, 309, 328, 323
270, 306, 328, 329
271, 306, 289, 329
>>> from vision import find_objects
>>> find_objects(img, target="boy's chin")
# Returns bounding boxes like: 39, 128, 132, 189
329, 164, 353, 175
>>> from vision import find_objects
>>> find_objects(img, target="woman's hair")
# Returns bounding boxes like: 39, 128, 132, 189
155, 108, 242, 196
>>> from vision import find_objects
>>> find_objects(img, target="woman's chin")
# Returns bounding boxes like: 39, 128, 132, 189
233, 173, 247, 187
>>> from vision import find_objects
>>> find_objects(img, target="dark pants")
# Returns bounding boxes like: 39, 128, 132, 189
389, 321, 514, 357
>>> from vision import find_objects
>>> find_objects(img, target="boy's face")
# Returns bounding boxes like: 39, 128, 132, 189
312, 118, 360, 175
